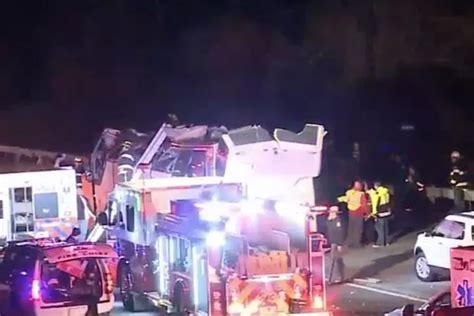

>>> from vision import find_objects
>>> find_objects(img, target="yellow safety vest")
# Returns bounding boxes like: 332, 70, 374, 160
376, 186, 390, 206
367, 189, 379, 215
338, 189, 363, 211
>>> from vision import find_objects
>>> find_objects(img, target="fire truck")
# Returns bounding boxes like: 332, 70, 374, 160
80, 122, 325, 215
0, 168, 80, 243
109, 176, 331, 315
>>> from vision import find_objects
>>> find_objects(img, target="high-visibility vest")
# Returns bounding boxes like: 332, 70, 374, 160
367, 189, 379, 215
338, 189, 364, 211
376, 186, 390, 206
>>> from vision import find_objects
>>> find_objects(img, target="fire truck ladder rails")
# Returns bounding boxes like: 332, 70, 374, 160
143, 291, 173, 310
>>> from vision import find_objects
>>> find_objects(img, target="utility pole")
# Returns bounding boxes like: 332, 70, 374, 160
365, 0, 377, 83
358, 0, 377, 83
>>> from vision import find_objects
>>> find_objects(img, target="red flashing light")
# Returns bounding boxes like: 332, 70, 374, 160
105, 273, 114, 294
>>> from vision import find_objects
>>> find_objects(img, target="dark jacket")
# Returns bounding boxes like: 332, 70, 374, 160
326, 215, 344, 246
450, 162, 469, 188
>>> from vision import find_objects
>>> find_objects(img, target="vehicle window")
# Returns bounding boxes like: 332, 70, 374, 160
41, 258, 102, 304
222, 235, 242, 269
433, 220, 465, 239
151, 140, 176, 173
14, 187, 32, 203
173, 149, 209, 177
34, 192, 59, 219
169, 236, 190, 272
2, 248, 36, 276
126, 205, 135, 232
447, 221, 465, 240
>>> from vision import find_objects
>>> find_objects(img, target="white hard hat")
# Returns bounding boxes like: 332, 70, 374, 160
451, 151, 461, 158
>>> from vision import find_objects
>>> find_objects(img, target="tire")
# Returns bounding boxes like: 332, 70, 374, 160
119, 265, 135, 312
414, 252, 437, 282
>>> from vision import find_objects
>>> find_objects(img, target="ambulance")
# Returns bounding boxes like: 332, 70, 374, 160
0, 168, 79, 243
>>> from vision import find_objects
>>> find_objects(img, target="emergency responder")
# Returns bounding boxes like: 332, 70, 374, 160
450, 151, 469, 213
363, 181, 376, 245
372, 181, 392, 247
73, 157, 85, 191
366, 182, 379, 244
326, 206, 345, 284
65, 227, 81, 243
338, 181, 369, 248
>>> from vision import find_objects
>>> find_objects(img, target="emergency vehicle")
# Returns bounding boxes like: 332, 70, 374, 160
0, 238, 117, 316
0, 168, 79, 243
109, 176, 331, 315
81, 122, 325, 215
389, 246, 474, 316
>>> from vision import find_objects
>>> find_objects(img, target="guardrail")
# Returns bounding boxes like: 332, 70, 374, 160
425, 186, 474, 205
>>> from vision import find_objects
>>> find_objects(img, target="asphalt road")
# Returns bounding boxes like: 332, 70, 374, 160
0, 231, 451, 315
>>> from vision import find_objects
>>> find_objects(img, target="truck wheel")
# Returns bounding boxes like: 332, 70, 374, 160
415, 252, 436, 282
119, 265, 135, 312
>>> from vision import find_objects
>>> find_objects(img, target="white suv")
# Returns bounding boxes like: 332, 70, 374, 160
414, 212, 474, 282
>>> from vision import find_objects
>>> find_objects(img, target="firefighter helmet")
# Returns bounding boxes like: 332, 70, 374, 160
451, 151, 461, 159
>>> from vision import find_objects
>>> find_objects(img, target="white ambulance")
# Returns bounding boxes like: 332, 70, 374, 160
0, 168, 79, 243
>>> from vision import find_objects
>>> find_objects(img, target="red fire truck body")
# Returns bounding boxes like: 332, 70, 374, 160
111, 178, 331, 315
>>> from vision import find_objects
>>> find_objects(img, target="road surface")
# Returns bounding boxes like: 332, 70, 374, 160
0, 231, 451, 315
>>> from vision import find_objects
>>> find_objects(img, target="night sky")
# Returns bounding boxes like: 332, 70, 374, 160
1, 0, 474, 154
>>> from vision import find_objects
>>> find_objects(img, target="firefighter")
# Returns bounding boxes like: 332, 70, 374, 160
372, 181, 391, 247
74, 157, 85, 191
326, 206, 345, 284
450, 151, 469, 213
338, 181, 369, 248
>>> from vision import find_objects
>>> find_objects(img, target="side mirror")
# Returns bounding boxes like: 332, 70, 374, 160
401, 304, 414, 316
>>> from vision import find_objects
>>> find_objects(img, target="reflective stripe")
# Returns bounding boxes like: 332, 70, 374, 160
120, 153, 135, 161
118, 165, 135, 171
456, 182, 469, 187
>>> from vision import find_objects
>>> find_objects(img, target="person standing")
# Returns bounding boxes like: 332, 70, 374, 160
326, 206, 345, 284
373, 181, 392, 247
338, 181, 369, 248
363, 181, 377, 245
449, 151, 469, 213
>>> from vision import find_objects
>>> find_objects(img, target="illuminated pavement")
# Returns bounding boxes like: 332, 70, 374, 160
0, 232, 450, 315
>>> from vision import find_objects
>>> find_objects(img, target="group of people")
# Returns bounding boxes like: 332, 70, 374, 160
325, 180, 393, 284
337, 180, 392, 248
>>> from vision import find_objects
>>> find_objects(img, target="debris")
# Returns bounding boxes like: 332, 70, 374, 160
353, 277, 381, 284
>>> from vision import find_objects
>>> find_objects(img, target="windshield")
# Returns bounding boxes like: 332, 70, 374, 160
41, 258, 103, 304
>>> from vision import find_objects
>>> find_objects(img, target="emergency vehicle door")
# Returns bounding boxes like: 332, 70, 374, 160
10, 187, 34, 236
0, 199, 6, 242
